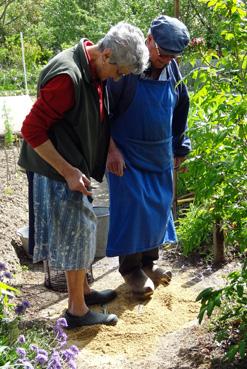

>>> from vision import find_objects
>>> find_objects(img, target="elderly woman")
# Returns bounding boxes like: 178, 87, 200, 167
18, 22, 149, 328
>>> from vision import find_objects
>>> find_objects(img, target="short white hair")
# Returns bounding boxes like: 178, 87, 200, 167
97, 22, 149, 74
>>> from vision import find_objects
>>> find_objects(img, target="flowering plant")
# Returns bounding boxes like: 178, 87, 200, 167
0, 262, 79, 368
1, 318, 79, 368
0, 262, 19, 319
13, 318, 79, 369
0, 262, 31, 346
1, 262, 30, 309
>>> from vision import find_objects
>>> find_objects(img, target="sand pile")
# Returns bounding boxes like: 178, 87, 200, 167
67, 271, 199, 359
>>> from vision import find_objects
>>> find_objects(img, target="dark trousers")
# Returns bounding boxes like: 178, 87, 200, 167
119, 248, 159, 276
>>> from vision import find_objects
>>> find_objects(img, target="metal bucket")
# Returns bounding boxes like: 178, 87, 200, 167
94, 206, 109, 258
17, 225, 31, 258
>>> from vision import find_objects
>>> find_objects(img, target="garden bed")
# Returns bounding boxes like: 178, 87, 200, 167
0, 143, 246, 369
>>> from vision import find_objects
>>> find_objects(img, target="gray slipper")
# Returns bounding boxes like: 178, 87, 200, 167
84, 289, 117, 306
64, 310, 118, 329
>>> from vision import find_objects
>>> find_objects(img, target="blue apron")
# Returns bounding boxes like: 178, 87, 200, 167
106, 78, 177, 257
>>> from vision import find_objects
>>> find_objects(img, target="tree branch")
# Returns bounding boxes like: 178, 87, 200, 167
0, 0, 16, 24
188, 0, 214, 34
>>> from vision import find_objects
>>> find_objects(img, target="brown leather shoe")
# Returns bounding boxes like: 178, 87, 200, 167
143, 265, 172, 286
123, 269, 154, 297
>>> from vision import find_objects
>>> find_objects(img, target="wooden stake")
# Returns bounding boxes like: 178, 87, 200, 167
173, 169, 178, 220
213, 220, 225, 265
174, 0, 180, 18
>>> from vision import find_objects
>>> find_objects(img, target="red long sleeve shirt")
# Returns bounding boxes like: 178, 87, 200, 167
21, 75, 75, 147
21, 41, 104, 148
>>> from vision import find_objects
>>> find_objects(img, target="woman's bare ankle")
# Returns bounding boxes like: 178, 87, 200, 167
68, 305, 89, 317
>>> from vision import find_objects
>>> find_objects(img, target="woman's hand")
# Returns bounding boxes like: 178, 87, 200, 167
64, 167, 92, 195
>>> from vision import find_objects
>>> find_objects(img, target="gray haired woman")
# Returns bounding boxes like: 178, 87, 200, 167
18, 22, 149, 328
97, 22, 149, 77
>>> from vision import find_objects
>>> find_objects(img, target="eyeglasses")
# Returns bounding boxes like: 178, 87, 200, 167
153, 41, 180, 59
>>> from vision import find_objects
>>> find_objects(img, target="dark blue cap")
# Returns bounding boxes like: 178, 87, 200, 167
150, 15, 190, 54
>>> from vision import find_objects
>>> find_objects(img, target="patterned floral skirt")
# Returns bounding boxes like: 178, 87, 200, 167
32, 173, 97, 270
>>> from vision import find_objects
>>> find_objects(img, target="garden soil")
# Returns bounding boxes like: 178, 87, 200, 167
0, 143, 246, 369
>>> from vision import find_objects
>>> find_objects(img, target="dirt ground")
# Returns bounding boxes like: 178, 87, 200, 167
0, 143, 246, 369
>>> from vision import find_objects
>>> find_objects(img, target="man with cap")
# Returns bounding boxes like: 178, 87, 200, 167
106, 15, 191, 298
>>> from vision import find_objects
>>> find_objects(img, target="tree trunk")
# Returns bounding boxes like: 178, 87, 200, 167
213, 220, 225, 265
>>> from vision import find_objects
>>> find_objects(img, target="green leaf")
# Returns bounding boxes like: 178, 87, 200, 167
198, 306, 207, 324
0, 362, 11, 369
0, 289, 15, 298
224, 33, 235, 41
196, 287, 214, 302
0, 282, 19, 294
226, 344, 239, 361
214, 294, 222, 307
239, 340, 246, 359
0, 346, 9, 353
237, 285, 244, 297
208, 0, 217, 7
207, 299, 216, 317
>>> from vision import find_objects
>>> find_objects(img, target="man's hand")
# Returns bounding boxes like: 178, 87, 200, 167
174, 156, 188, 173
106, 138, 126, 176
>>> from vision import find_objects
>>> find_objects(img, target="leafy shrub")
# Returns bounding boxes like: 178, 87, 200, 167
196, 259, 247, 361
177, 0, 247, 255
176, 203, 213, 255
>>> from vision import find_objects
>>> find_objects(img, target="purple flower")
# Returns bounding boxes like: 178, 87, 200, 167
37, 348, 48, 356
50, 350, 60, 358
29, 344, 38, 352
54, 321, 68, 346
20, 360, 34, 369
35, 353, 48, 365
22, 300, 31, 308
61, 347, 78, 363
56, 331, 68, 346
68, 359, 77, 369
0, 262, 6, 271
16, 347, 26, 358
55, 317, 68, 328
47, 352, 62, 369
61, 348, 74, 361
69, 345, 79, 355
15, 304, 25, 315
4, 271, 12, 279
15, 300, 30, 315
17, 335, 26, 344
48, 361, 62, 369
